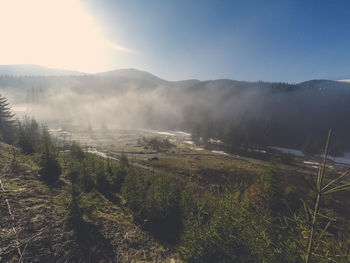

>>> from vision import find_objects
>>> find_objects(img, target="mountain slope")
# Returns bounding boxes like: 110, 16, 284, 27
298, 79, 350, 89
96, 68, 164, 81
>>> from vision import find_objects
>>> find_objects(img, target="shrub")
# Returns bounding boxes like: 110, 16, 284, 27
122, 169, 147, 214
17, 117, 40, 154
39, 129, 61, 183
178, 193, 252, 262
142, 175, 182, 242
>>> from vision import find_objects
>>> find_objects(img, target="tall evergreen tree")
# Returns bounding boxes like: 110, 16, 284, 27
0, 94, 16, 143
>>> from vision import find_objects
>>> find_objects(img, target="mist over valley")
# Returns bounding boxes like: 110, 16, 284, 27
2, 65, 350, 154
2, 1, 350, 261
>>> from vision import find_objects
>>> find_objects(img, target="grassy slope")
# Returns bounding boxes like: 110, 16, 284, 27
2, 131, 349, 262
0, 142, 175, 262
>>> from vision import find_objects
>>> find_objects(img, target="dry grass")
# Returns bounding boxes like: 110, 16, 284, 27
0, 142, 177, 262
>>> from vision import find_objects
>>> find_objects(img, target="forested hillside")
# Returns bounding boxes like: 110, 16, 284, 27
1, 71, 350, 153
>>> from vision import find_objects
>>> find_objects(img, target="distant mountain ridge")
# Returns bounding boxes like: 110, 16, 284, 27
1, 64, 350, 87
96, 68, 164, 81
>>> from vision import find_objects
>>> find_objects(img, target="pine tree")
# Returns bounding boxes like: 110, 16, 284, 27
0, 94, 16, 143
18, 116, 40, 154
39, 127, 62, 183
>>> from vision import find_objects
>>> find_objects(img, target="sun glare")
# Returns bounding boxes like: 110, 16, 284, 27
0, 0, 129, 72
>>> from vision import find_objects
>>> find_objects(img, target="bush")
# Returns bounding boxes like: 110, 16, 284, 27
70, 142, 85, 161
81, 169, 96, 192
178, 193, 252, 262
68, 170, 99, 224
122, 169, 147, 214
122, 168, 183, 242
142, 175, 182, 242
17, 117, 40, 154
178, 191, 294, 262
18, 132, 35, 154
39, 129, 61, 183
39, 155, 62, 183
96, 162, 109, 193
110, 166, 127, 193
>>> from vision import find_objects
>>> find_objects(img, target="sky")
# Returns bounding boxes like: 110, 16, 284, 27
1, 0, 350, 82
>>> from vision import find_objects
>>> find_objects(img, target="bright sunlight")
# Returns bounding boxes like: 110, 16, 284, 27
0, 0, 131, 72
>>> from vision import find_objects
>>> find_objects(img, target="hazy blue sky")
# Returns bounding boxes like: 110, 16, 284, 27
82, 0, 350, 82
2, 0, 350, 82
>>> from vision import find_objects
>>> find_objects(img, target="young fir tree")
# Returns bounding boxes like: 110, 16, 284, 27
0, 94, 16, 144
39, 127, 62, 183
18, 116, 40, 154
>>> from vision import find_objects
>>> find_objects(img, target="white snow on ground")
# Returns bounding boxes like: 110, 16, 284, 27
304, 161, 319, 166
268, 146, 304, 157
49, 128, 63, 133
87, 148, 108, 159
184, 141, 194, 145
148, 130, 192, 139
209, 138, 223, 144
87, 148, 119, 161
155, 131, 175, 136
248, 148, 267, 154
322, 152, 350, 165
173, 131, 191, 137
269, 146, 350, 166
212, 150, 228, 155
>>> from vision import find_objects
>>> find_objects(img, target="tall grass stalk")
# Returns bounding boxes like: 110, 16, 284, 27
305, 129, 350, 263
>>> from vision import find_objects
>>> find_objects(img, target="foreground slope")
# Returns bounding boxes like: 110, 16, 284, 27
0, 142, 175, 262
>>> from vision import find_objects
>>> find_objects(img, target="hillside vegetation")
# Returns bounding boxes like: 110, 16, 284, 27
1, 93, 350, 262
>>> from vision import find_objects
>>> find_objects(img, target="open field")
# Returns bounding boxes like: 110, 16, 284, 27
52, 128, 350, 188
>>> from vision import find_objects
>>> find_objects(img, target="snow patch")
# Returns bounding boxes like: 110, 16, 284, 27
155, 131, 175, 136
268, 146, 304, 157
194, 147, 204, 151
87, 148, 108, 159
304, 161, 319, 166
212, 150, 228, 155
